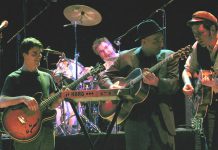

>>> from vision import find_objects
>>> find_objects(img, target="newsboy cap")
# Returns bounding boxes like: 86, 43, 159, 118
187, 11, 218, 26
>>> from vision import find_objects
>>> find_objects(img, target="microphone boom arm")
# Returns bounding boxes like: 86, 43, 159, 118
7, 2, 50, 44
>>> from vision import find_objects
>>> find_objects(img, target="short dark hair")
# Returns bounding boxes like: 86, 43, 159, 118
20, 37, 43, 54
92, 37, 111, 55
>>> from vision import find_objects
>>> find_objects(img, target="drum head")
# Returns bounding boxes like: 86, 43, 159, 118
53, 58, 84, 80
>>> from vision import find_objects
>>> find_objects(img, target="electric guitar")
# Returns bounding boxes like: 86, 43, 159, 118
99, 46, 192, 124
1, 63, 104, 143
191, 70, 218, 133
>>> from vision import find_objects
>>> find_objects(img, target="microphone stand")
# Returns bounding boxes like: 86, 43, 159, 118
0, 33, 3, 89
22, 0, 27, 38
93, 90, 126, 150
113, 0, 174, 49
7, 1, 50, 44
162, 9, 167, 49
70, 99, 95, 150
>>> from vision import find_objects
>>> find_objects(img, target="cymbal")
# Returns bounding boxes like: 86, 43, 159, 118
63, 5, 102, 26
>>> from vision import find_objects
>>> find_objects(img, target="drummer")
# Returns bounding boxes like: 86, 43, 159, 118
80, 37, 119, 83
92, 37, 123, 132
92, 37, 119, 70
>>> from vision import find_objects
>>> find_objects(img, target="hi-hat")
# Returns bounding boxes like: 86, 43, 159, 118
63, 5, 102, 26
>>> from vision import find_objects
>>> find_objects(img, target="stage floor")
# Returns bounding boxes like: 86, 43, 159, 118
2, 129, 204, 150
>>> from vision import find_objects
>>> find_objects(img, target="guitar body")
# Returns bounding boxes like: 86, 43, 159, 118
98, 68, 150, 124
2, 95, 56, 143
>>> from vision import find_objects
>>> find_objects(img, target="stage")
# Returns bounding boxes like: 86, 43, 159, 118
2, 128, 205, 150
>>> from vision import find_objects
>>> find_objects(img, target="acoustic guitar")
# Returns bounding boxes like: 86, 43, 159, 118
99, 46, 192, 124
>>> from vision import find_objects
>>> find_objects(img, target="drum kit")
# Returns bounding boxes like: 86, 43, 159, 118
40, 5, 121, 136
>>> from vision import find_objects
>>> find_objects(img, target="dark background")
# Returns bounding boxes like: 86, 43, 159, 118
0, 0, 217, 127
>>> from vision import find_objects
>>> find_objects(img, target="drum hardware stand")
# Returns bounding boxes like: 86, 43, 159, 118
66, 19, 95, 145
53, 73, 68, 136
71, 21, 80, 80
80, 114, 101, 133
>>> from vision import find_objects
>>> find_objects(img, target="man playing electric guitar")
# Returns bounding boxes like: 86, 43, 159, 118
99, 20, 180, 150
1, 37, 63, 150
182, 11, 218, 150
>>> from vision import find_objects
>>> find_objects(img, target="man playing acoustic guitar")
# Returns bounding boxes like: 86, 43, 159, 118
99, 19, 180, 150
1, 37, 63, 150
182, 11, 218, 150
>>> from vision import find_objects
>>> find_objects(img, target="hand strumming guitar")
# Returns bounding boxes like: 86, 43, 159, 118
142, 68, 159, 87
109, 81, 125, 89
21, 96, 39, 111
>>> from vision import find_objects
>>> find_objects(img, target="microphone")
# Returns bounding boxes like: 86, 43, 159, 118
155, 9, 165, 13
0, 20, 9, 32
114, 38, 121, 46
43, 48, 63, 55
63, 23, 72, 28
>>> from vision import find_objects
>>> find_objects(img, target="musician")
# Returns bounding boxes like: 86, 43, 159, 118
1, 37, 63, 150
99, 19, 179, 150
182, 11, 218, 150
92, 37, 119, 70
92, 37, 122, 132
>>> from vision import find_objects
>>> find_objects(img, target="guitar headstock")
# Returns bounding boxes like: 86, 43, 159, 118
90, 63, 105, 76
175, 45, 193, 60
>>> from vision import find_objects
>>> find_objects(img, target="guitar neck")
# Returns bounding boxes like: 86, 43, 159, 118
61, 88, 133, 102
150, 53, 175, 72
39, 64, 104, 112
130, 53, 176, 85
39, 73, 91, 112
40, 92, 61, 112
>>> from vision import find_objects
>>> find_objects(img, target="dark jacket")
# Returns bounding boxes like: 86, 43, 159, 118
99, 47, 180, 135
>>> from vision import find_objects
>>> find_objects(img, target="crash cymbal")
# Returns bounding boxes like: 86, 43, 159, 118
63, 5, 102, 26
